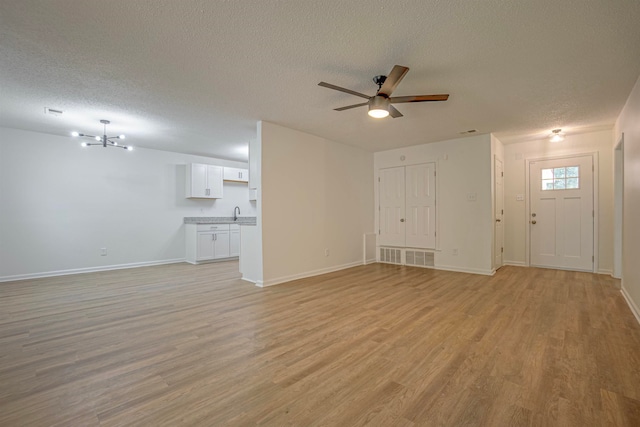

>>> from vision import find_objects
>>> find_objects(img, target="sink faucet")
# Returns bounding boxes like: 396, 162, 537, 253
234, 206, 240, 221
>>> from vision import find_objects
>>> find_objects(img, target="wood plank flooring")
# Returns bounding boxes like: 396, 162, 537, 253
1, 262, 640, 426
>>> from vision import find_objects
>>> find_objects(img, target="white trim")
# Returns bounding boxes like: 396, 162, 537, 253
0, 258, 186, 283
433, 265, 496, 276
621, 285, 640, 325
503, 260, 527, 267
597, 269, 613, 276
364, 258, 377, 265
260, 261, 363, 287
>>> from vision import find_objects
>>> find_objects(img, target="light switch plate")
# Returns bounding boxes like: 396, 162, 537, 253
516, 194, 525, 201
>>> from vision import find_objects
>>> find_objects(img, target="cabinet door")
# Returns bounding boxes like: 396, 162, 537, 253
207, 165, 223, 198
189, 163, 208, 198
230, 230, 240, 257
214, 231, 230, 258
223, 167, 249, 182
196, 232, 215, 260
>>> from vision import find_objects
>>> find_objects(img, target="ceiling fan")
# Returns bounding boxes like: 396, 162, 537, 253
318, 65, 449, 118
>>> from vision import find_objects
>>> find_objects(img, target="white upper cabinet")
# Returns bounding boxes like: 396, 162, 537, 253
186, 163, 223, 198
223, 167, 249, 183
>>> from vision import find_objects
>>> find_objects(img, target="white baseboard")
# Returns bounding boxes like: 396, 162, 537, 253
364, 258, 377, 265
0, 258, 186, 283
260, 261, 363, 287
597, 269, 613, 276
503, 260, 527, 267
621, 284, 640, 325
433, 264, 496, 276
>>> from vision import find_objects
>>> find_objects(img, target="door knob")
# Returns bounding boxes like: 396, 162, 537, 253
496, 219, 501, 222
531, 220, 537, 224
400, 218, 405, 222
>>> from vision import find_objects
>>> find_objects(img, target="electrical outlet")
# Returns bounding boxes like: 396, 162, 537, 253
516, 194, 525, 201
324, 249, 330, 257
100, 247, 107, 256
467, 193, 477, 202
452, 248, 459, 256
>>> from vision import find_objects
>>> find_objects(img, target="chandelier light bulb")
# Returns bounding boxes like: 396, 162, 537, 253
71, 131, 79, 137
95, 136, 101, 141
81, 142, 87, 147
119, 134, 126, 140
127, 146, 133, 151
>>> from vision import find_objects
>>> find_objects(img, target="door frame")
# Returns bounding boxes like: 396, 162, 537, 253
524, 152, 599, 273
493, 155, 504, 270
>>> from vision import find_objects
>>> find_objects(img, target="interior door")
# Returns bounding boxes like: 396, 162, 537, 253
494, 158, 504, 268
405, 163, 436, 249
529, 156, 594, 271
379, 167, 405, 246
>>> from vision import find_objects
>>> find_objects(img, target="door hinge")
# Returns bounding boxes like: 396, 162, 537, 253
501, 209, 504, 215
501, 247, 504, 253
501, 172, 504, 177
434, 171, 437, 177
378, 177, 380, 182
592, 255, 594, 262
592, 210, 594, 217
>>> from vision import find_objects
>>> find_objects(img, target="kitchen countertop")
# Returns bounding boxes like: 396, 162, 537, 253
184, 216, 256, 225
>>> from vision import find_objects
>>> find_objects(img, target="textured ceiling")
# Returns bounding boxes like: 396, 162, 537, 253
2, 1, 640, 161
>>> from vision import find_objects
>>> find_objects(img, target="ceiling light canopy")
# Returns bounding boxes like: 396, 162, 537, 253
549, 128, 565, 142
72, 120, 133, 151
368, 96, 390, 118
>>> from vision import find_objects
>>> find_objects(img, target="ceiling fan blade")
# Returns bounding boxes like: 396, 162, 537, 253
318, 82, 371, 99
378, 65, 409, 97
390, 94, 449, 103
334, 102, 368, 111
389, 105, 403, 118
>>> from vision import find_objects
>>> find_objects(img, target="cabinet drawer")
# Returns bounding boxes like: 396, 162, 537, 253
196, 224, 230, 232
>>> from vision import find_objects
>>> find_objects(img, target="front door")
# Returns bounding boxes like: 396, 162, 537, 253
529, 155, 594, 271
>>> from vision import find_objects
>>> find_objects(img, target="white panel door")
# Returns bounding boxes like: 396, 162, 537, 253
379, 167, 405, 246
529, 156, 593, 271
494, 158, 504, 268
405, 163, 436, 249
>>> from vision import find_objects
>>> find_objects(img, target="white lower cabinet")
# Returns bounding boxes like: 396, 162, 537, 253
230, 224, 240, 257
186, 224, 239, 264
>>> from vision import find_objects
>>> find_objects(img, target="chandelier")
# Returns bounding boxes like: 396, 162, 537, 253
72, 120, 132, 151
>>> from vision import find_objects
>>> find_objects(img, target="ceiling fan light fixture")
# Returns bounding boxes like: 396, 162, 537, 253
368, 96, 390, 118
549, 128, 565, 142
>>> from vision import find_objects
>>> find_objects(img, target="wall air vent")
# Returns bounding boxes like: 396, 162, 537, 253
459, 129, 478, 135
379, 247, 402, 265
44, 107, 63, 116
406, 250, 435, 267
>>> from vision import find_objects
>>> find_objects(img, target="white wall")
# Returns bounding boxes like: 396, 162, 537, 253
502, 129, 614, 273
374, 134, 494, 275
0, 126, 255, 280
614, 75, 640, 320
239, 130, 263, 285
259, 122, 374, 286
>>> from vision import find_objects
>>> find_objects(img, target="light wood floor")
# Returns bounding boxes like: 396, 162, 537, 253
1, 262, 640, 426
